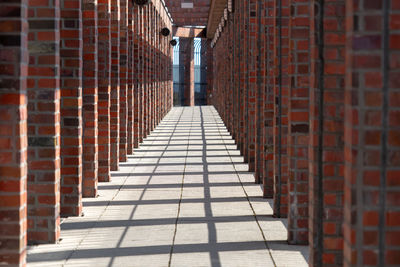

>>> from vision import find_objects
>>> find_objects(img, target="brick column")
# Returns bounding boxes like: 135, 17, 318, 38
127, 1, 134, 154
255, 0, 265, 185
182, 37, 194, 106
143, 5, 149, 138
240, 0, 248, 158
119, 0, 128, 162
287, 0, 310, 244
82, 0, 98, 197
206, 41, 213, 105
308, 0, 345, 265
233, 5, 240, 145
263, 0, 275, 198
133, 5, 141, 148
97, 0, 111, 182
60, 0, 83, 216
138, 6, 145, 143
27, 0, 61, 244
0, 1, 29, 264
156, 15, 160, 124
273, 0, 290, 218
150, 7, 155, 131
248, 0, 258, 173
344, 0, 400, 266
110, 0, 120, 171
155, 11, 160, 126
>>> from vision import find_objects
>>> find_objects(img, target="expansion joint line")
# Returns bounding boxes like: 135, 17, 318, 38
168, 107, 194, 267
211, 107, 277, 267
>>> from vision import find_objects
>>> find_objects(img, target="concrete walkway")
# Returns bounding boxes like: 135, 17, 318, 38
27, 106, 309, 267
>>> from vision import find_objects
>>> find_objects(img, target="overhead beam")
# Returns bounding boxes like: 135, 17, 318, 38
173, 27, 207, 38
206, 0, 227, 39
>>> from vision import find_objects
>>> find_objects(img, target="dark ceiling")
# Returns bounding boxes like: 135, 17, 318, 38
164, 0, 211, 27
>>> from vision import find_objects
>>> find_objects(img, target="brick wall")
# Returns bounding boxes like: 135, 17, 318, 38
27, 0, 61, 244
0, 1, 29, 265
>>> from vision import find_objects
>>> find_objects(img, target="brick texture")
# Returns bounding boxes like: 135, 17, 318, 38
133, 5, 141, 148
27, 0, 61, 244
127, 1, 134, 155
287, 0, 310, 244
272, 0, 290, 218
119, 0, 128, 162
97, 0, 111, 182
263, 0, 275, 198
308, 0, 345, 265
0, 1, 29, 265
82, 0, 98, 198
0, 0, 174, 265
60, 0, 83, 216
344, 0, 400, 266
110, 0, 120, 171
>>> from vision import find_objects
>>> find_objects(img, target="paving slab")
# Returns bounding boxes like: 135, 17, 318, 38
27, 106, 308, 267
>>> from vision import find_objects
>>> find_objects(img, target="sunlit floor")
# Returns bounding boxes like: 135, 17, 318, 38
27, 106, 309, 267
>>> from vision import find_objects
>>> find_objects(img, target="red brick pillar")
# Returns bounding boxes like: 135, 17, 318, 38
308, 0, 345, 265
149, 7, 155, 131
0, 1, 29, 264
27, 0, 61, 243
152, 7, 156, 131
127, 1, 134, 154
263, 0, 275, 198
255, 0, 266, 185
97, 0, 111, 182
110, 0, 120, 171
138, 6, 145, 143
155, 13, 160, 125
206, 41, 213, 105
240, 0, 248, 158
233, 6, 240, 145
119, 0, 128, 162
182, 37, 194, 106
82, 0, 98, 197
273, 0, 290, 218
133, 5, 141, 147
60, 0, 83, 216
224, 19, 233, 136
155, 12, 159, 123
344, 1, 400, 266
248, 0, 258, 173
143, 6, 149, 138
287, 0, 310, 244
